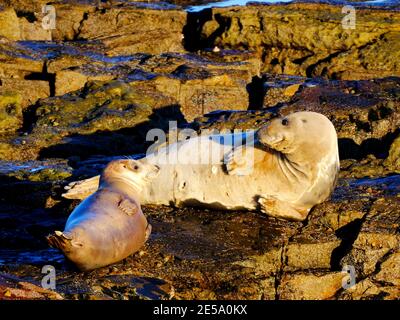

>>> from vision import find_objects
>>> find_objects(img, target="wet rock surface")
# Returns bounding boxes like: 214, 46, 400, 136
188, 2, 400, 79
0, 163, 399, 299
0, 0, 399, 300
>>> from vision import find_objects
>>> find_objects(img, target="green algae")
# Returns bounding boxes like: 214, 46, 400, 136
0, 93, 22, 133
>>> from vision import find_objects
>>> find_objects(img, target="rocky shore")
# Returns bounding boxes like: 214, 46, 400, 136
0, 0, 399, 300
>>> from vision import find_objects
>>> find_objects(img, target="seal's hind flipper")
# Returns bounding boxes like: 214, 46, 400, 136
145, 223, 152, 242
118, 198, 138, 216
258, 196, 309, 221
47, 231, 72, 251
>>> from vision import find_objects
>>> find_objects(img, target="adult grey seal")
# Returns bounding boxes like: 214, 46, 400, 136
48, 159, 159, 271
62, 112, 339, 221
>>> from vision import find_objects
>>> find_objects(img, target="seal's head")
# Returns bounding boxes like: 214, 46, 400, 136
257, 111, 338, 160
100, 159, 160, 191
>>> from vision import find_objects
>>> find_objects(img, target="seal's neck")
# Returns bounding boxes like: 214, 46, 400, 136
278, 139, 336, 182
100, 177, 141, 197
277, 153, 311, 182
284, 138, 330, 164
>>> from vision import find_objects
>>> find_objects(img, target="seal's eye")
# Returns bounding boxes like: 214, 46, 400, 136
133, 165, 139, 170
282, 118, 289, 126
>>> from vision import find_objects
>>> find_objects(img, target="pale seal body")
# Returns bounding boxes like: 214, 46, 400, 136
63, 112, 339, 221
48, 159, 158, 271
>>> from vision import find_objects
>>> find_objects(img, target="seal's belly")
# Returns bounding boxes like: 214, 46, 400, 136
174, 164, 259, 210
142, 133, 259, 209
60, 191, 148, 270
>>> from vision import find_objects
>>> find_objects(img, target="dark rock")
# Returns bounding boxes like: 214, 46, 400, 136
340, 196, 400, 279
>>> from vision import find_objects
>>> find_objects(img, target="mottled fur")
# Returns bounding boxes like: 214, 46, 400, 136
62, 112, 339, 221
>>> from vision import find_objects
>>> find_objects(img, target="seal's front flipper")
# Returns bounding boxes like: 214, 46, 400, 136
118, 197, 138, 216
258, 196, 309, 221
224, 147, 255, 176
145, 223, 152, 242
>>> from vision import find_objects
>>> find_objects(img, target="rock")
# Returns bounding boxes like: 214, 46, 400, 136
148, 70, 250, 122
278, 174, 394, 273
0, 7, 21, 41
34, 80, 153, 134
0, 0, 399, 301
384, 135, 400, 172
193, 76, 400, 162
339, 157, 391, 179
341, 197, 400, 279
0, 42, 45, 78
0, 42, 51, 109
54, 69, 113, 97
374, 251, 400, 286
313, 31, 400, 80
93, 275, 173, 300
52, 51, 257, 119
0, 0, 54, 13
0, 1, 186, 55
78, 3, 186, 55
285, 240, 341, 272
0, 47, 261, 161
278, 272, 344, 300
338, 278, 400, 300
192, 3, 400, 79
0, 273, 63, 300
259, 277, 276, 300
261, 75, 304, 108
47, 2, 94, 41
0, 92, 22, 133
194, 49, 261, 78
134, 208, 299, 299
0, 159, 73, 209
192, 109, 277, 133
234, 249, 283, 276
0, 38, 257, 119
2, 1, 399, 80
0, 79, 50, 109
0, 159, 72, 182
19, 16, 52, 41
21, 80, 157, 159
0, 81, 159, 160
0, 165, 399, 299
0, 78, 190, 160
280, 77, 400, 146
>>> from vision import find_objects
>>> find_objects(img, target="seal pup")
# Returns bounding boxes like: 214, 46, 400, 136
62, 112, 339, 221
47, 159, 159, 271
